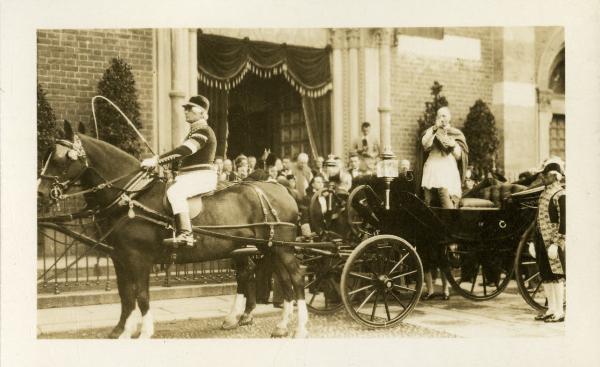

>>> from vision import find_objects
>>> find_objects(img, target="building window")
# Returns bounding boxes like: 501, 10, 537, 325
549, 114, 565, 160
278, 89, 309, 159
549, 49, 565, 95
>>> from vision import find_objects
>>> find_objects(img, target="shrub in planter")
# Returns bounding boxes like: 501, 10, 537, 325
95, 57, 143, 158
462, 99, 499, 177
37, 84, 56, 171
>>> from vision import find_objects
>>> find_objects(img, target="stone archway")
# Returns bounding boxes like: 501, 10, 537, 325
536, 28, 565, 162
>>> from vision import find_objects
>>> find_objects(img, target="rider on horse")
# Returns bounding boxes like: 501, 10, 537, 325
140, 95, 217, 247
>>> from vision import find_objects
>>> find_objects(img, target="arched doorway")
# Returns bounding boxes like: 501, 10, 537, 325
226, 73, 310, 160
536, 28, 565, 163
548, 49, 565, 161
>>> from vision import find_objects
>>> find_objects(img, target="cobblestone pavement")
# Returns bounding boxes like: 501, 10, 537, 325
39, 310, 454, 339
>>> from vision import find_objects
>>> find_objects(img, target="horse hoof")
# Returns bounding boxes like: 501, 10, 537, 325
238, 314, 254, 326
222, 318, 239, 330
138, 330, 154, 339
271, 327, 289, 338
108, 328, 123, 339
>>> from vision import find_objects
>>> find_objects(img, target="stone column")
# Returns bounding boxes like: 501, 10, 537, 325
347, 29, 361, 148
170, 29, 189, 146
375, 28, 393, 156
537, 88, 553, 162
156, 29, 173, 154
491, 27, 537, 178
330, 29, 345, 158
188, 28, 198, 97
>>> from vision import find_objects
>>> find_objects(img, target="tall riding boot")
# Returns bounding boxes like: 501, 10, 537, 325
174, 212, 194, 247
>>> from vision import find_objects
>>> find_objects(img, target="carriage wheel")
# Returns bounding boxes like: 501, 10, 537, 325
346, 185, 380, 240
300, 251, 345, 315
514, 222, 555, 312
443, 242, 513, 301
340, 235, 423, 328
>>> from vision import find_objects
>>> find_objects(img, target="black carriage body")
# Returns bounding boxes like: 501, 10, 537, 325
352, 174, 537, 245
348, 175, 542, 302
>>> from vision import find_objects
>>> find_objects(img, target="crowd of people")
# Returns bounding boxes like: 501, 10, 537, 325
150, 94, 565, 321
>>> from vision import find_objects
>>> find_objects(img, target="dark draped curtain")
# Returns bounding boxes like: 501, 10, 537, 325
198, 83, 229, 158
301, 93, 331, 160
197, 32, 332, 158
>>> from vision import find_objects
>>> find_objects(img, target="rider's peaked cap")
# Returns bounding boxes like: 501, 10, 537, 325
182, 95, 210, 112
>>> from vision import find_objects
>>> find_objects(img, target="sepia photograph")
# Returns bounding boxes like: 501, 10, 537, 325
2, 1, 600, 366
35, 25, 566, 339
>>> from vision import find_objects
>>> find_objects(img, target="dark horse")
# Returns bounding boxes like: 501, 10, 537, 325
38, 121, 308, 338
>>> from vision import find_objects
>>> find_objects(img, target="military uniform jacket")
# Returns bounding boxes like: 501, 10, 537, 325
536, 181, 566, 275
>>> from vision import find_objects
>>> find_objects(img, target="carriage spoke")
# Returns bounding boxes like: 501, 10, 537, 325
305, 276, 321, 290
390, 269, 417, 280
356, 290, 377, 314
389, 289, 407, 310
393, 284, 417, 293
327, 278, 342, 298
348, 283, 375, 296
302, 255, 324, 264
524, 271, 541, 284
370, 292, 379, 321
383, 293, 391, 321
388, 253, 409, 275
349, 271, 373, 281
530, 279, 543, 298
308, 292, 317, 306
482, 271, 487, 296
470, 262, 480, 294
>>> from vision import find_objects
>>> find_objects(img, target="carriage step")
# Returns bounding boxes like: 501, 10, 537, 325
230, 246, 259, 257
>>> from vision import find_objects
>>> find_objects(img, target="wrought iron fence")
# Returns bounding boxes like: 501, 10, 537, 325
37, 197, 235, 295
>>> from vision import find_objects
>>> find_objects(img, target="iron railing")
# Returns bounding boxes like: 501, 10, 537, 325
37, 197, 235, 295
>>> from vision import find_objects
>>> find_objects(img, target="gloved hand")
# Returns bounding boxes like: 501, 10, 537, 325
527, 241, 536, 258
141, 156, 159, 170
547, 244, 559, 260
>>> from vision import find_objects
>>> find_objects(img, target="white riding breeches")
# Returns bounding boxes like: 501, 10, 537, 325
167, 170, 217, 214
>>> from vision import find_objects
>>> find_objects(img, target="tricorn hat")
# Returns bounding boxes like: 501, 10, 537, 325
182, 95, 210, 112
538, 156, 565, 175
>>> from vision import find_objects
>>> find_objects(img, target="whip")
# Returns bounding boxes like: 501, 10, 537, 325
91, 95, 156, 156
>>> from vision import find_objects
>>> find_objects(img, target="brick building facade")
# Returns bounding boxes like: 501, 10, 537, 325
37, 27, 564, 179
37, 29, 155, 144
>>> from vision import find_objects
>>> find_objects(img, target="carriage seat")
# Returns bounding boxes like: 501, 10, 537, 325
463, 183, 527, 208
458, 197, 496, 209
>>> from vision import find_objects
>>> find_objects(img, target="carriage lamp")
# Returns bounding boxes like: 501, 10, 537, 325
377, 153, 398, 210
324, 155, 339, 211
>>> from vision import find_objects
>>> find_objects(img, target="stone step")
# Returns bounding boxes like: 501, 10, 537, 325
38, 282, 237, 309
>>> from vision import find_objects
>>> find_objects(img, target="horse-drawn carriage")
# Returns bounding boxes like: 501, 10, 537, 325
38, 121, 549, 338
300, 165, 550, 327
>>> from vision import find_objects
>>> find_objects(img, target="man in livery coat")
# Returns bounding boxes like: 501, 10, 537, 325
530, 157, 566, 322
141, 95, 217, 247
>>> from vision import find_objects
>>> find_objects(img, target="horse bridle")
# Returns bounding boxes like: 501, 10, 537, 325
39, 136, 89, 201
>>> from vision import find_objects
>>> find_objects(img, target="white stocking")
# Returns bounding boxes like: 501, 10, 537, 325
118, 311, 138, 339
139, 311, 154, 339
225, 294, 246, 323
295, 300, 309, 338
276, 300, 293, 329
544, 282, 555, 316
553, 281, 565, 318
